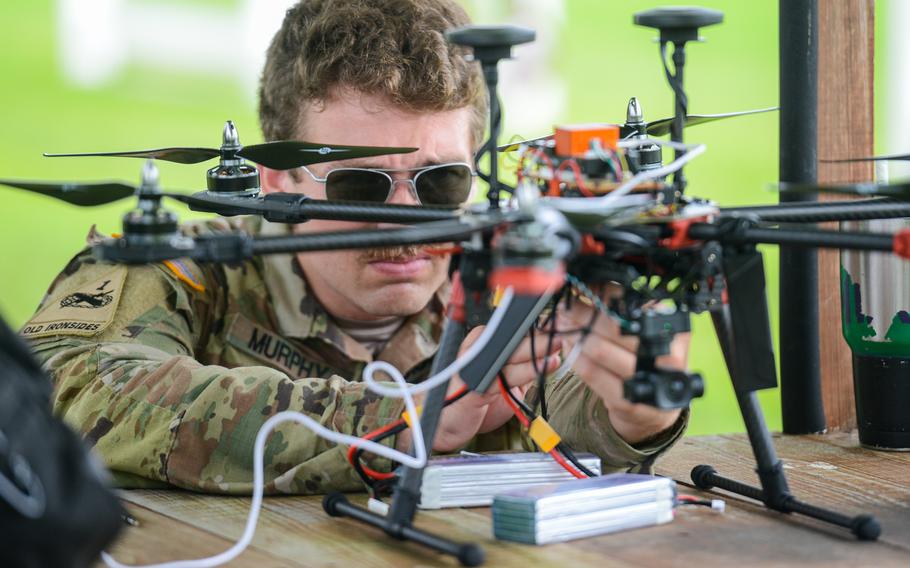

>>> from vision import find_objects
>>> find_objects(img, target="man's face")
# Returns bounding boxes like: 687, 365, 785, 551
263, 92, 475, 321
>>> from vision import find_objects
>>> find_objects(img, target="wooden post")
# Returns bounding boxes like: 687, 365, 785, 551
816, 0, 874, 432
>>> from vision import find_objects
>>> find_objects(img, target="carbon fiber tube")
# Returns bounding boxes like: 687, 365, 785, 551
720, 199, 910, 223
249, 218, 500, 256
687, 223, 895, 252
295, 200, 458, 223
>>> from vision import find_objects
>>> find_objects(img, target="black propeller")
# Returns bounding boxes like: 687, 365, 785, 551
0, 179, 136, 206
44, 120, 417, 170
0, 172, 456, 223
635, 106, 778, 137
498, 105, 778, 152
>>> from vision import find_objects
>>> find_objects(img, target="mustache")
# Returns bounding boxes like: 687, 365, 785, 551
360, 245, 426, 262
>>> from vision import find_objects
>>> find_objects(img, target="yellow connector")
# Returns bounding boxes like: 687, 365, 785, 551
529, 416, 561, 452
401, 405, 423, 428
492, 286, 504, 307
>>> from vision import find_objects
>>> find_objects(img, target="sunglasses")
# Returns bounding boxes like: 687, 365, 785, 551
299, 162, 474, 207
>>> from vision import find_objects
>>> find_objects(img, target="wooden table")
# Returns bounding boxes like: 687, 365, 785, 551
103, 432, 910, 567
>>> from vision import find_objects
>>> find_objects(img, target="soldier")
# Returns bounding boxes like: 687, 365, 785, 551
22, 0, 689, 494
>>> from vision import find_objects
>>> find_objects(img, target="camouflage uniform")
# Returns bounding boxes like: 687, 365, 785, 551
22, 216, 687, 495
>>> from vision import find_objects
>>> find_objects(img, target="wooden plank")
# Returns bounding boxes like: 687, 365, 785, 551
816, 0, 875, 431
120, 490, 626, 568
116, 487, 910, 568
573, 494, 909, 568
656, 433, 910, 552
98, 501, 293, 567
109, 434, 910, 568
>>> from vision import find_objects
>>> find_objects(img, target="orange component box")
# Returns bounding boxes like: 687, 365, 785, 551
554, 123, 620, 157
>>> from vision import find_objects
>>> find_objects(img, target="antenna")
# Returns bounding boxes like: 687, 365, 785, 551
635, 7, 723, 194
447, 25, 535, 208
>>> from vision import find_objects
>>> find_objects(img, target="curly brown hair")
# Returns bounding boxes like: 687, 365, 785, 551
258, 0, 487, 148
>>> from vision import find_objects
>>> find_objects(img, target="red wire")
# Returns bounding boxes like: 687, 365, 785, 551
349, 386, 470, 481
348, 419, 403, 481
496, 377, 587, 479
518, 148, 559, 196
497, 378, 530, 428
556, 159, 594, 197
549, 448, 586, 479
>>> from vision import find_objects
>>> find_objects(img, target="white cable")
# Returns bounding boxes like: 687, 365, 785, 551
546, 137, 706, 215
362, 288, 515, 398
102, 348, 425, 568
605, 138, 705, 203
102, 288, 518, 568
551, 339, 584, 379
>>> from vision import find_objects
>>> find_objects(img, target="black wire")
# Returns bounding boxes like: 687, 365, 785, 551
351, 388, 470, 488
499, 373, 597, 478
659, 41, 688, 128
678, 498, 715, 508
499, 371, 535, 418
536, 319, 559, 420
556, 442, 598, 478
530, 287, 569, 420
351, 420, 408, 490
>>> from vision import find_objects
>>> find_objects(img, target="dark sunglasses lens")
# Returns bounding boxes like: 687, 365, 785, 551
415, 165, 472, 206
324, 169, 389, 203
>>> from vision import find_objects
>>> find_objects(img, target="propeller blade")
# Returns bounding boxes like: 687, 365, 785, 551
497, 135, 555, 153
237, 141, 418, 170
644, 107, 780, 136
0, 179, 136, 206
778, 181, 910, 199
822, 153, 910, 164
44, 147, 221, 164
644, 107, 779, 137
498, 107, 778, 152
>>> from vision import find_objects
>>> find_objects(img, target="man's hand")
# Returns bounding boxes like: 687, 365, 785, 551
396, 327, 561, 453
558, 290, 690, 445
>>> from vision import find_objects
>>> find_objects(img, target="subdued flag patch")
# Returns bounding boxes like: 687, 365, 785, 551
162, 259, 206, 293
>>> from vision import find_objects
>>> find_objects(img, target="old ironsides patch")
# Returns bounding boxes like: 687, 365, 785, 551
21, 266, 127, 338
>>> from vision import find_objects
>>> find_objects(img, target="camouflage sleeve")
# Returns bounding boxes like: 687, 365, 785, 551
522, 371, 688, 473
25, 253, 405, 495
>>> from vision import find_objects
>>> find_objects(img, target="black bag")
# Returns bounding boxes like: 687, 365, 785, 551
0, 316, 123, 567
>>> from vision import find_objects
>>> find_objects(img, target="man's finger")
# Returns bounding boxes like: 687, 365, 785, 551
576, 334, 638, 380
558, 300, 639, 353
505, 332, 563, 364
495, 354, 561, 391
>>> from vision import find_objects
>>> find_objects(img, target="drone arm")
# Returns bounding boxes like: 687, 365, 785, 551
686, 221, 910, 258
94, 217, 499, 264
719, 198, 910, 223
247, 218, 499, 256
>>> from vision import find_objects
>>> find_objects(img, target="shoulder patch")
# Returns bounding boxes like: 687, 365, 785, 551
21, 266, 127, 338
162, 259, 206, 293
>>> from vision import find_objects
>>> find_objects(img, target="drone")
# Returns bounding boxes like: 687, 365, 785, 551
6, 6, 910, 567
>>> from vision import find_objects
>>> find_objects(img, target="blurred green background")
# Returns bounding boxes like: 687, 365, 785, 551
0, 1, 890, 435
